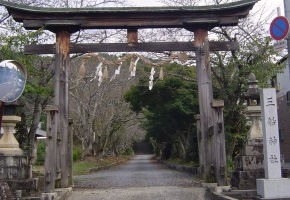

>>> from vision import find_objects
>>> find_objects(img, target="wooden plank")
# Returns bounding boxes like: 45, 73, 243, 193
44, 106, 58, 193
24, 41, 238, 54
211, 100, 224, 108
45, 105, 59, 112
22, 18, 239, 31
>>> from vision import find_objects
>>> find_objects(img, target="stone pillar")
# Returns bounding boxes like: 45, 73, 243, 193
257, 88, 290, 199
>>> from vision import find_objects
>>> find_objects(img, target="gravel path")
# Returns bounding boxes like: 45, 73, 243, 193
72, 154, 209, 200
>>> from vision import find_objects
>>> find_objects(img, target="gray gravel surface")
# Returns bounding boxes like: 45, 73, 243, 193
72, 154, 209, 200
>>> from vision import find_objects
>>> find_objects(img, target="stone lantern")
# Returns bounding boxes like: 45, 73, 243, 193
231, 73, 264, 190
244, 73, 262, 139
0, 103, 23, 156
0, 103, 37, 196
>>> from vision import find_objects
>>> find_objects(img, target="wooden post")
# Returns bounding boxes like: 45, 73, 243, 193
195, 114, 205, 180
195, 29, 227, 185
44, 105, 59, 193
212, 100, 227, 185
55, 31, 70, 188
195, 29, 215, 183
68, 118, 73, 186
127, 28, 138, 46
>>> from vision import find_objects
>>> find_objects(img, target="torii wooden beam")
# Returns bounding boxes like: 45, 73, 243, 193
0, 0, 256, 32
24, 41, 239, 54
0, 0, 257, 192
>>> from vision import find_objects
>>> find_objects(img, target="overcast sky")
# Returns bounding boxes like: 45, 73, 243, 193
128, 0, 285, 35
127, 0, 285, 21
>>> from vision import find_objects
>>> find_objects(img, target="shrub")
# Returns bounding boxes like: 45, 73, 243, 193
122, 147, 134, 156
73, 146, 82, 162
35, 140, 46, 165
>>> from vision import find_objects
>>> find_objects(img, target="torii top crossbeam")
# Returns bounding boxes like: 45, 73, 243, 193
0, 0, 257, 32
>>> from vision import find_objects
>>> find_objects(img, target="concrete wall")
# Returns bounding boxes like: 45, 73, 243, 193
277, 63, 290, 98
277, 62, 290, 163
278, 95, 290, 162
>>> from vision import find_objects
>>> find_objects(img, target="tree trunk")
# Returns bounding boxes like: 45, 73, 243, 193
29, 96, 42, 165
87, 119, 93, 155
81, 139, 86, 160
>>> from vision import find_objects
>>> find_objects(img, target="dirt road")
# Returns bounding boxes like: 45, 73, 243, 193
72, 155, 209, 200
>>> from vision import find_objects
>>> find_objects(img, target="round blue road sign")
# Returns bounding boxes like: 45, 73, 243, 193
270, 16, 289, 40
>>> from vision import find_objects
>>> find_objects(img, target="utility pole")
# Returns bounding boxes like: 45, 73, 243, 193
284, 0, 290, 78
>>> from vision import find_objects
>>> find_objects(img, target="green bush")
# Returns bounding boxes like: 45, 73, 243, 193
73, 146, 82, 162
122, 147, 134, 156
226, 155, 235, 177
35, 140, 46, 165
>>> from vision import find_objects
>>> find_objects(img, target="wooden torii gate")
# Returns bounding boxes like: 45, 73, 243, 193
0, 0, 257, 193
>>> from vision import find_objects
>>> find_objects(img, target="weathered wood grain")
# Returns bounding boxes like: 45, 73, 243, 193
44, 105, 58, 193
195, 29, 214, 183
24, 41, 238, 54
0, 0, 257, 31
68, 118, 73, 186
53, 31, 70, 188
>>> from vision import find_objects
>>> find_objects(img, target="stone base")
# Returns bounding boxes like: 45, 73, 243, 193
257, 178, 290, 199
232, 138, 265, 190
231, 169, 264, 189
235, 139, 264, 171
42, 192, 57, 200
0, 154, 30, 180
55, 187, 72, 200
7, 178, 38, 192
0, 147, 23, 156
255, 197, 290, 200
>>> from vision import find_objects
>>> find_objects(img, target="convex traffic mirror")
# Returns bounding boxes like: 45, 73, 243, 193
0, 60, 27, 103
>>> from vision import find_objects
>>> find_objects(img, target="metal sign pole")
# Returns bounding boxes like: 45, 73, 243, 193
284, 0, 290, 79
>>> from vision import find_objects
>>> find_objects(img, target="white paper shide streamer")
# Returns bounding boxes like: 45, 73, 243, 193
149, 67, 155, 90
128, 58, 140, 79
90, 62, 103, 87
131, 57, 140, 77
110, 62, 122, 82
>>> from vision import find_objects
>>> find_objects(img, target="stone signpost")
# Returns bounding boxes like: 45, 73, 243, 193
257, 88, 290, 199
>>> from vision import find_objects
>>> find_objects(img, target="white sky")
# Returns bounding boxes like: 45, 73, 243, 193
128, 0, 285, 27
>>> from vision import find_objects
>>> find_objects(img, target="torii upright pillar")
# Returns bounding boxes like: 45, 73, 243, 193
194, 29, 227, 185
54, 31, 70, 188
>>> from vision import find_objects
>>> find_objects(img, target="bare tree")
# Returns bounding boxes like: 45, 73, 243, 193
69, 56, 144, 158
